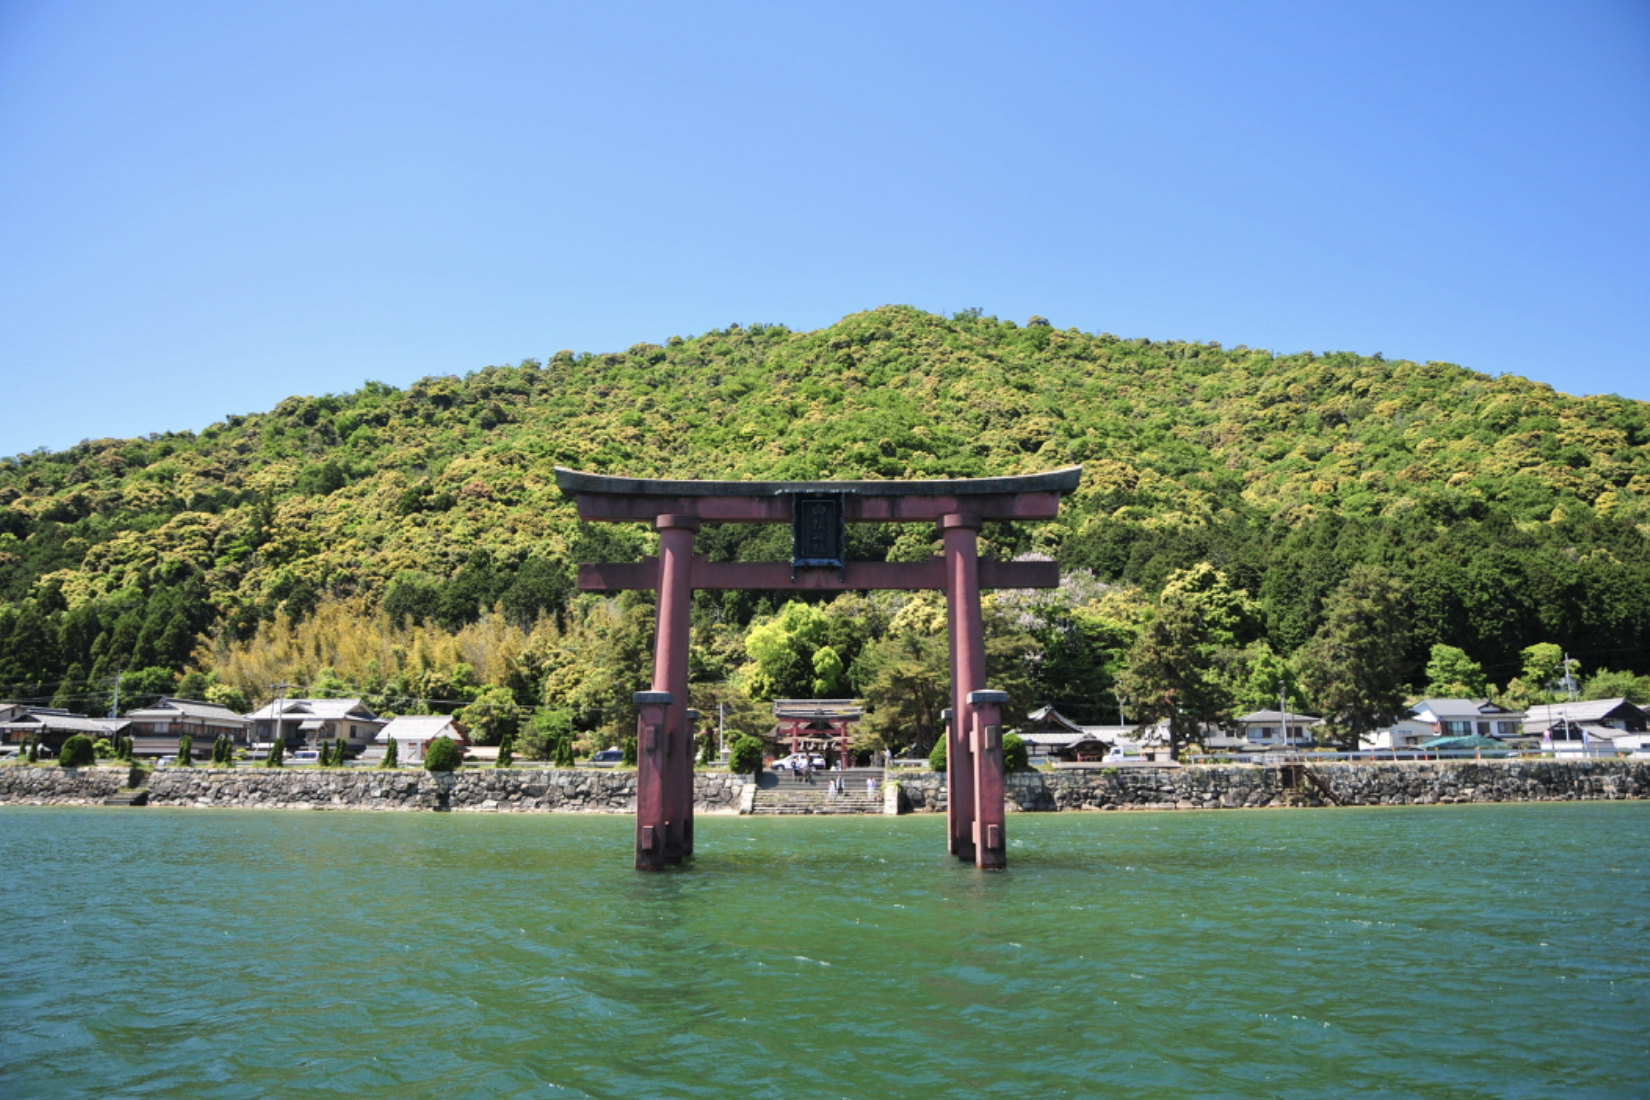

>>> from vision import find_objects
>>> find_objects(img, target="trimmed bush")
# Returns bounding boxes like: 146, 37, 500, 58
177, 735, 194, 766
496, 729, 514, 769
265, 738, 285, 767
552, 731, 575, 768
728, 734, 764, 775
25, 737, 38, 764
60, 735, 96, 768
424, 736, 461, 772
929, 737, 947, 772
1002, 732, 1029, 772
379, 738, 399, 769
621, 735, 637, 767
93, 737, 115, 760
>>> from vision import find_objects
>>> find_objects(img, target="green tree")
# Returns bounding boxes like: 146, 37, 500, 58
59, 734, 95, 767
744, 601, 836, 700
496, 728, 514, 768
423, 736, 462, 772
456, 685, 522, 746
728, 733, 764, 774
1002, 732, 1029, 772
1295, 565, 1413, 752
1117, 592, 1239, 761
266, 738, 285, 767
1519, 643, 1569, 701
1424, 644, 1487, 698
928, 736, 947, 772
379, 737, 399, 769
177, 734, 193, 766
1581, 668, 1650, 705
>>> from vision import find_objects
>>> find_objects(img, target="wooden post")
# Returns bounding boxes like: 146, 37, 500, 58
654, 515, 698, 861
943, 514, 984, 863
633, 691, 672, 871
968, 689, 1008, 870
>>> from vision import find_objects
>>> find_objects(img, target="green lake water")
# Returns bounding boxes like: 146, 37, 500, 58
1, 803, 1646, 1099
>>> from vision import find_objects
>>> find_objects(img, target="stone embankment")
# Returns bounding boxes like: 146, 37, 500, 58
893, 759, 1650, 812
0, 765, 747, 813
3, 760, 1646, 814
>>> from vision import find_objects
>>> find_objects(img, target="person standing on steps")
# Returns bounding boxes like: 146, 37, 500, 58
866, 776, 876, 799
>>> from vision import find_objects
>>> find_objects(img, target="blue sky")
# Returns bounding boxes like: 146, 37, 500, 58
2, 0, 1646, 456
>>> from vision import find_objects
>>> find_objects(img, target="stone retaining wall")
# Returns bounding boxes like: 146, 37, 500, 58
0, 765, 747, 814
5, 761, 1646, 814
892, 759, 1650, 812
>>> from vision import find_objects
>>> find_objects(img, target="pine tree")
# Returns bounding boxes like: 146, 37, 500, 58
1296, 565, 1414, 752
177, 734, 193, 766
380, 737, 398, 769
266, 738, 285, 767
496, 729, 514, 769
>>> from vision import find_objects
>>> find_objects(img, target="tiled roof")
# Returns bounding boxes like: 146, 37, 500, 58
125, 697, 250, 725
1523, 699, 1644, 727
0, 709, 124, 735
1237, 710, 1322, 724
1412, 698, 1521, 721
246, 698, 379, 722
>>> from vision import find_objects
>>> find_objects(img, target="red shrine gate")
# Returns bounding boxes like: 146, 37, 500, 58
556, 466, 1083, 871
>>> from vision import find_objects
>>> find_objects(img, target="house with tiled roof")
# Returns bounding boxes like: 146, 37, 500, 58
123, 697, 252, 759
1524, 698, 1648, 756
245, 698, 385, 757
0, 707, 126, 755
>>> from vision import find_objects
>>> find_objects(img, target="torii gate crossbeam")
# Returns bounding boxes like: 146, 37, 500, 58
556, 466, 1083, 871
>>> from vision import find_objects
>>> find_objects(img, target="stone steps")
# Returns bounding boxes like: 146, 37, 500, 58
749, 775, 883, 815
102, 788, 149, 807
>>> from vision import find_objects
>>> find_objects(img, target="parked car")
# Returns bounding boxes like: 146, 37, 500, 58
589, 747, 625, 767
288, 750, 321, 765
772, 753, 827, 772
156, 755, 176, 767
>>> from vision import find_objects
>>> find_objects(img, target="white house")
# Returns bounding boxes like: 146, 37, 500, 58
245, 698, 385, 756
1233, 709, 1320, 749
376, 715, 466, 762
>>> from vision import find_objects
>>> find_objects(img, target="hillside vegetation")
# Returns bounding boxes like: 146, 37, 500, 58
2, 306, 1647, 735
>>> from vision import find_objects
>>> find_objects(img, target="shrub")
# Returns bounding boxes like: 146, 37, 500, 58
552, 730, 575, 767
177, 735, 194, 766
728, 734, 764, 774
60, 735, 96, 768
621, 735, 637, 767
1002, 733, 1029, 772
379, 738, 399, 769
496, 730, 514, 769
93, 737, 115, 760
26, 737, 38, 764
266, 738, 285, 767
929, 737, 947, 772
424, 736, 461, 772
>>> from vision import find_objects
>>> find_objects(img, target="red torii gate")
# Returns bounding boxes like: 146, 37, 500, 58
556, 466, 1083, 871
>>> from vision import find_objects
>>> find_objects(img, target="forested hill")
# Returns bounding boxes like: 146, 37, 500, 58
3, 304, 1649, 704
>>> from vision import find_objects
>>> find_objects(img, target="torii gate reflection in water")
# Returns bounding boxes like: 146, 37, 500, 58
556, 466, 1083, 871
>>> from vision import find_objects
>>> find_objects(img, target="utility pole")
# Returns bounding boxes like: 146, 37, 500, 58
1280, 684, 1291, 749
268, 682, 290, 750
108, 670, 123, 720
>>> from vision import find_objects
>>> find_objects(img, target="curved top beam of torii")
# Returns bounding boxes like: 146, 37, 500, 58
553, 465, 1083, 524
